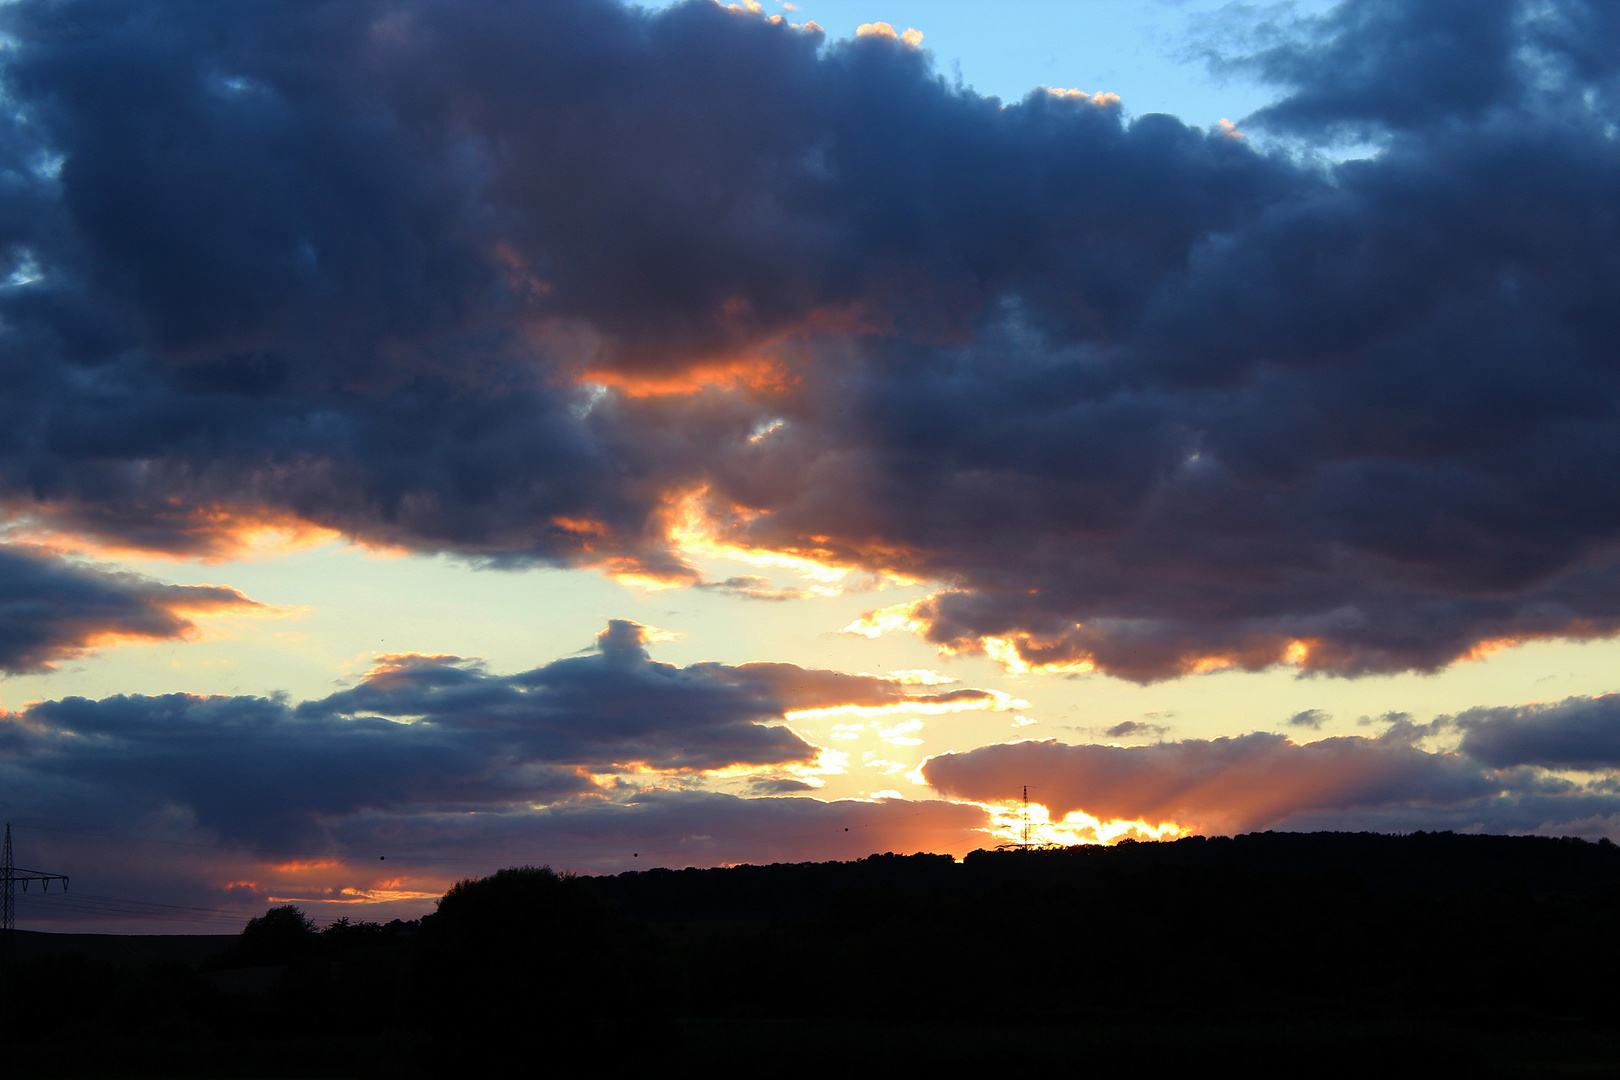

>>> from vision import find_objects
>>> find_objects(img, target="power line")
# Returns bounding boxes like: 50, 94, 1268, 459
29, 890, 259, 919
14, 894, 250, 929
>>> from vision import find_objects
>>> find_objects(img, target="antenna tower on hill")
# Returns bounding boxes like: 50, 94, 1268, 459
1, 823, 70, 931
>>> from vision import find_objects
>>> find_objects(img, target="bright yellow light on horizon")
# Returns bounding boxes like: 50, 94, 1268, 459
972, 797, 1185, 848
783, 688, 1026, 723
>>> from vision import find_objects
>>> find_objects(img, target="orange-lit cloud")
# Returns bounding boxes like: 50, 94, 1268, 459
599, 558, 703, 592
856, 22, 924, 47
665, 487, 921, 596
266, 859, 344, 873
978, 634, 1097, 675
844, 597, 1099, 674
269, 885, 443, 905
2, 502, 351, 564
923, 733, 1495, 837
549, 515, 610, 539
842, 597, 932, 639
580, 354, 795, 399
550, 508, 705, 590
1042, 87, 1122, 109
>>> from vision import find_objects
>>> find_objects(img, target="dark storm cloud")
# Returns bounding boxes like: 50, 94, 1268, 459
1226, 0, 1528, 139
1227, 0, 1620, 139
0, 620, 1002, 845
1454, 693, 1620, 771
1, 0, 1619, 678
3, 0, 1282, 571
0, 543, 258, 672
781, 0, 1620, 679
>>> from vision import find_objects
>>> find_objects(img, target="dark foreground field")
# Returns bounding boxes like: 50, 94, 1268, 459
6, 831, 1620, 1077
11, 1019, 1620, 1078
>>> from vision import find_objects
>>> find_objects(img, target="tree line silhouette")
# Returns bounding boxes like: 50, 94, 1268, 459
4, 831, 1620, 1076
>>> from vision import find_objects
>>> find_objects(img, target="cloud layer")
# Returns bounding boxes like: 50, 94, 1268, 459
0, 0, 1618, 677
0, 619, 1000, 846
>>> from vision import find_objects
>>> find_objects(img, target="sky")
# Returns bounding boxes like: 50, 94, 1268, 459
4, 0, 1620, 932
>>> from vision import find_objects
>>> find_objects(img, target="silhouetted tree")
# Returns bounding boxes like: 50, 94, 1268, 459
415, 866, 660, 1067
237, 904, 320, 966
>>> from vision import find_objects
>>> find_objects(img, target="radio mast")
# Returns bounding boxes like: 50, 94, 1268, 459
1017, 786, 1030, 854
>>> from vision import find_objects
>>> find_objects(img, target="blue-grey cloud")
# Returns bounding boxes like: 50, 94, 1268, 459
1225, 0, 1620, 140
1104, 720, 1168, 740
1455, 693, 1620, 770
1287, 709, 1330, 730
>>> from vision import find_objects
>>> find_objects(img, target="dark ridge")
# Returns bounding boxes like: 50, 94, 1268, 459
0, 929, 235, 965
581, 830, 1620, 921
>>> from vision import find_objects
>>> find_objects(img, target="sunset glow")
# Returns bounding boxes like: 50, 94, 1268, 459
2, 0, 1619, 939
972, 796, 1187, 849
666, 487, 922, 594
0, 505, 348, 564
579, 355, 794, 398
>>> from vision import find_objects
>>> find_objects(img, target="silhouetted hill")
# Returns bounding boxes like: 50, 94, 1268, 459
0, 929, 235, 965
582, 830, 1620, 922
580, 830, 1620, 1032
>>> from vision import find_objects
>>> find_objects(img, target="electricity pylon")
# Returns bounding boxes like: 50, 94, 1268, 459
1, 823, 69, 931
